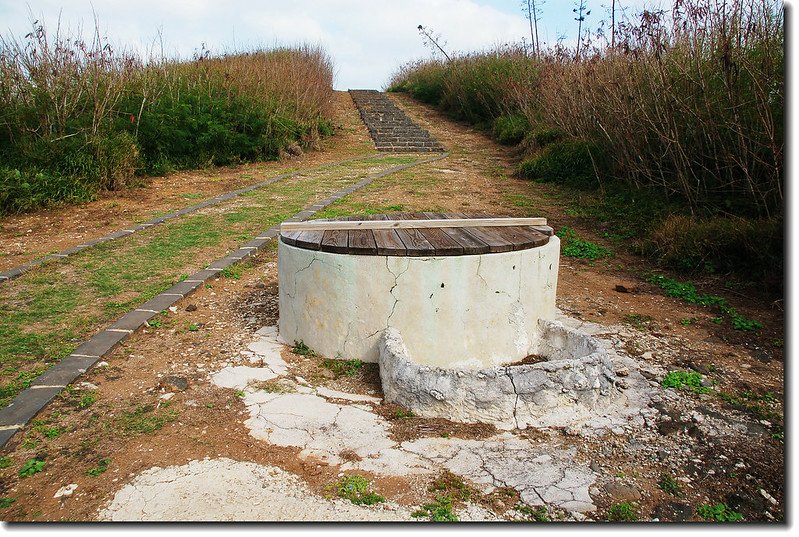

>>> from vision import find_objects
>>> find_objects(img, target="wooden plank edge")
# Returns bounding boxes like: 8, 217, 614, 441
280, 217, 547, 232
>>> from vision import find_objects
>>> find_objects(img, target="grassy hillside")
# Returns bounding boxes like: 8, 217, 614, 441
0, 20, 336, 214
388, 0, 783, 284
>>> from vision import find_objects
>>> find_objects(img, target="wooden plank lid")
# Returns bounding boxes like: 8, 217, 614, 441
279, 213, 552, 256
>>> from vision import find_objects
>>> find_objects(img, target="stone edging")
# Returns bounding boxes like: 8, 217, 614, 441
0, 154, 394, 285
0, 152, 449, 448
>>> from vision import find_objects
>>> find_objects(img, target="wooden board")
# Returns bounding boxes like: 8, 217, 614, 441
372, 214, 408, 255
279, 213, 549, 257
280, 216, 547, 232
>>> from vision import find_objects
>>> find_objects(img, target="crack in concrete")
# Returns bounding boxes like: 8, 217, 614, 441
505, 370, 521, 430
385, 258, 410, 328
475, 256, 489, 288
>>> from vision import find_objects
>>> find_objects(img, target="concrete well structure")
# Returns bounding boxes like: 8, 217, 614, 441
277, 215, 559, 369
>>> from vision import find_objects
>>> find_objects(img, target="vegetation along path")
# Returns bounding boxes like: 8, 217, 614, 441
0, 91, 784, 523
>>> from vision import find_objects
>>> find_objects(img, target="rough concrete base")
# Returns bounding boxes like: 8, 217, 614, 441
278, 238, 559, 369
379, 317, 622, 430
98, 458, 412, 521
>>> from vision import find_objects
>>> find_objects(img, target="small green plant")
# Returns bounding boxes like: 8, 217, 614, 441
86, 458, 111, 477
607, 502, 638, 522
697, 503, 743, 522
661, 370, 712, 394
233, 390, 246, 398
658, 474, 683, 497
322, 358, 363, 378
254, 379, 294, 393
188, 323, 199, 332
221, 266, 242, 280
78, 392, 97, 409
680, 317, 699, 326
624, 313, 654, 331
331, 474, 385, 505
146, 319, 162, 329
556, 227, 612, 260
393, 409, 416, 419
31, 419, 62, 439
517, 504, 550, 522
18, 458, 46, 477
117, 404, 177, 435
0, 497, 15, 508
647, 274, 761, 331
412, 495, 458, 522
292, 340, 316, 357
0, 456, 12, 468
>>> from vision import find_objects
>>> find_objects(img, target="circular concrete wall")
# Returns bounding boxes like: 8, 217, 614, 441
277, 236, 559, 369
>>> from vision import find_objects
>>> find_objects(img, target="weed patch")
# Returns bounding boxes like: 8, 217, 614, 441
18, 459, 45, 478
607, 502, 638, 522
661, 371, 712, 394
292, 340, 316, 357
658, 474, 683, 497
329, 474, 385, 506
516, 504, 551, 522
116, 404, 177, 435
86, 458, 111, 477
647, 274, 761, 331
321, 358, 363, 378
697, 503, 743, 522
623, 314, 654, 332
556, 227, 612, 260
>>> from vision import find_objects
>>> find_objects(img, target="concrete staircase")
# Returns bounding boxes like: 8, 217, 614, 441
349, 90, 444, 153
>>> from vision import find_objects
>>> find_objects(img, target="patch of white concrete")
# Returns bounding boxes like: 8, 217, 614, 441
151, 321, 655, 519
402, 433, 596, 512
98, 458, 412, 521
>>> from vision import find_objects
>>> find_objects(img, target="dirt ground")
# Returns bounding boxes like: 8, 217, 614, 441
0, 90, 785, 523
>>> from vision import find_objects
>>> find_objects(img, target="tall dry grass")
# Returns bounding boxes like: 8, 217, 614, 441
0, 18, 335, 213
388, 0, 783, 279
529, 0, 783, 218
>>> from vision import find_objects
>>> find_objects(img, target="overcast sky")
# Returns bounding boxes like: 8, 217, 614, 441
0, 0, 739, 90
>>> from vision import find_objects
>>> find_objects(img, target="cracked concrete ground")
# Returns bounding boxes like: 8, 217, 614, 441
101, 320, 656, 520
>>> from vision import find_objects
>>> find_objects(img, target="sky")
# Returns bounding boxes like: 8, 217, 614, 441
0, 0, 669, 89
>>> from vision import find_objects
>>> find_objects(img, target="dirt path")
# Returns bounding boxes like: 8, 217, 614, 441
0, 92, 784, 523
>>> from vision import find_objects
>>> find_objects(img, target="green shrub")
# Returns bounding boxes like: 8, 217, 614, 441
0, 20, 335, 214
531, 127, 565, 147
493, 114, 530, 145
518, 140, 609, 189
647, 214, 782, 283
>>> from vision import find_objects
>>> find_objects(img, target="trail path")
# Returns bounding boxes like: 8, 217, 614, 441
0, 91, 784, 523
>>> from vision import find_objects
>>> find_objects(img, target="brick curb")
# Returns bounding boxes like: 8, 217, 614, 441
0, 152, 449, 448
0, 153, 394, 286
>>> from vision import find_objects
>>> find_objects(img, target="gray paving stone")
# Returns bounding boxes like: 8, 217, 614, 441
70, 329, 129, 359
165, 280, 204, 297
239, 238, 272, 250
108, 309, 159, 332
0, 386, 63, 429
207, 257, 237, 271
189, 269, 223, 281
138, 293, 182, 313
0, 427, 20, 446
1, 267, 24, 279
30, 355, 99, 387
